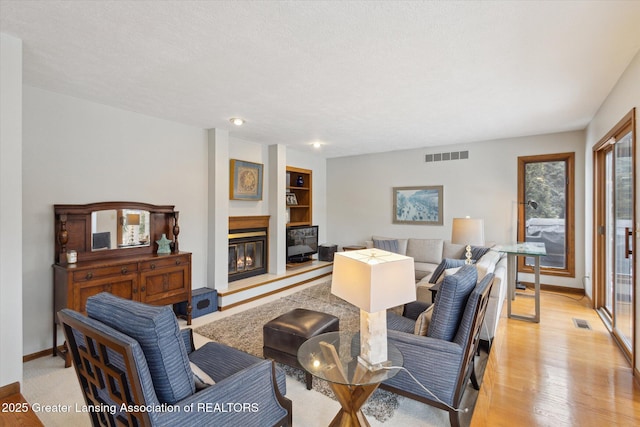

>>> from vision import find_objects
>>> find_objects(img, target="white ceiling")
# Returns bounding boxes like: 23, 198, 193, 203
2, 1, 640, 158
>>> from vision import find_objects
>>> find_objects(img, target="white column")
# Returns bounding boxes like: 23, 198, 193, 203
207, 129, 229, 291
268, 145, 287, 275
0, 33, 23, 387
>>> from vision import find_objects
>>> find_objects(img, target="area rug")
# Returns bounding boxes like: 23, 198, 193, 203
195, 281, 400, 422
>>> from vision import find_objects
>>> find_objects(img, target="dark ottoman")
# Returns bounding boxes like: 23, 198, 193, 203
263, 308, 339, 390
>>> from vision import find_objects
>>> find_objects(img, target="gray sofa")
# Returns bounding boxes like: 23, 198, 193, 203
365, 235, 507, 344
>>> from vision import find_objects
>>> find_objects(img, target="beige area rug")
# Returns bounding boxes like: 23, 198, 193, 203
195, 281, 400, 423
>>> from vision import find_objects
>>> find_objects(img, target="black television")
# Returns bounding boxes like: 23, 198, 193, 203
286, 225, 319, 263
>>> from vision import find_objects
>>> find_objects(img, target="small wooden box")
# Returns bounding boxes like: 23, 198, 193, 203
176, 287, 217, 318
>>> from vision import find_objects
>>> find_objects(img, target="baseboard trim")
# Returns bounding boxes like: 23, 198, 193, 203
0, 382, 20, 399
219, 272, 331, 311
518, 281, 585, 295
23, 346, 65, 363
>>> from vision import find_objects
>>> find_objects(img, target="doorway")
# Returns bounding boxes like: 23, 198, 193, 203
593, 109, 636, 364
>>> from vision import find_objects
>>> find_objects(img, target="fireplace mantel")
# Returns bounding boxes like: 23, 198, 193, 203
229, 215, 270, 230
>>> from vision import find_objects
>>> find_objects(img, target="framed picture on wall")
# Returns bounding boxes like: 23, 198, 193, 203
392, 185, 443, 225
230, 159, 263, 201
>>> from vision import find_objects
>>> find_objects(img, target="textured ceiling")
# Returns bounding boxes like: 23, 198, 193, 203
2, 1, 640, 158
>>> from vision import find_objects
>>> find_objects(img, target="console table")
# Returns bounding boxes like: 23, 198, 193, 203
298, 331, 402, 426
500, 242, 547, 323
53, 201, 192, 367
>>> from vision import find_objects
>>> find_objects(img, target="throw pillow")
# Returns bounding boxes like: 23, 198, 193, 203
86, 292, 195, 404
414, 305, 434, 336
460, 246, 490, 262
373, 239, 399, 253
191, 361, 216, 390
429, 258, 467, 284
427, 265, 478, 341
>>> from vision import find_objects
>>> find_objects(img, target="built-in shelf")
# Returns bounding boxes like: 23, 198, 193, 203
286, 166, 312, 226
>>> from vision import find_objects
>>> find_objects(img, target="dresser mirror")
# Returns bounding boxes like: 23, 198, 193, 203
54, 201, 180, 264
91, 209, 151, 250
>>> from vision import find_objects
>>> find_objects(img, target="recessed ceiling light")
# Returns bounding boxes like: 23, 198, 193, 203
230, 118, 245, 126
312, 141, 322, 148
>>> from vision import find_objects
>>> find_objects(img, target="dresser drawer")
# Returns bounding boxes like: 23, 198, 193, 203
72, 263, 139, 282
140, 255, 190, 272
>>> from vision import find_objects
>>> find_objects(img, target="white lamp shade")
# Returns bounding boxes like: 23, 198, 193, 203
331, 248, 416, 312
451, 218, 485, 246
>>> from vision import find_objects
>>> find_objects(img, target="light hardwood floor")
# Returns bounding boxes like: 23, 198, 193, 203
472, 287, 640, 426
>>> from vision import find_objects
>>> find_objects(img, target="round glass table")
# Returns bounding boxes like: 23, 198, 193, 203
298, 331, 403, 426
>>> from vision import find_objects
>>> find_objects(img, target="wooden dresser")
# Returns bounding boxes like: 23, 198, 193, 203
53, 201, 192, 367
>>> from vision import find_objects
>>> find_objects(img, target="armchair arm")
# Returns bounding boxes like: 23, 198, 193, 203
403, 301, 431, 320
155, 359, 288, 426
385, 330, 463, 405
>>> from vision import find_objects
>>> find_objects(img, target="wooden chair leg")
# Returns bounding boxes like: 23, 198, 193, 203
449, 409, 461, 427
305, 372, 313, 390
470, 360, 480, 390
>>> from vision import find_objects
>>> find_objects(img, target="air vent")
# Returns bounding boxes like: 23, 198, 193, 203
425, 150, 469, 162
572, 318, 592, 330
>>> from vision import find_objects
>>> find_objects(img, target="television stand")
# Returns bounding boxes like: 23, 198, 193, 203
287, 256, 313, 264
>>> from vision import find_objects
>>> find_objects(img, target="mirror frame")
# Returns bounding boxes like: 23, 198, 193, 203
54, 201, 180, 264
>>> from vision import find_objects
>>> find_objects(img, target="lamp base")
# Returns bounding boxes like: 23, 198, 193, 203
465, 244, 473, 264
357, 355, 391, 372
359, 309, 388, 369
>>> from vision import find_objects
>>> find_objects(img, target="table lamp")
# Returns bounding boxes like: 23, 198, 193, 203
451, 217, 485, 264
126, 213, 140, 245
331, 248, 415, 369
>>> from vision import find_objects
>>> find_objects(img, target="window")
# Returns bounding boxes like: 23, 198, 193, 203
517, 152, 575, 277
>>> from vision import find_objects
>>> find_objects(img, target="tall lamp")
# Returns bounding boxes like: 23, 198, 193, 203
451, 217, 485, 264
331, 248, 416, 370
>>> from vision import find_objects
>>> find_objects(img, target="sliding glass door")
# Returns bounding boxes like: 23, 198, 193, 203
594, 109, 635, 362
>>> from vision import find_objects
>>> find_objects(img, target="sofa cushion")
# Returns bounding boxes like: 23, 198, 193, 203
427, 265, 478, 341
407, 239, 444, 264
86, 292, 195, 404
475, 249, 501, 280
373, 238, 399, 253
443, 241, 466, 259
429, 258, 467, 284
371, 236, 408, 255
414, 305, 434, 336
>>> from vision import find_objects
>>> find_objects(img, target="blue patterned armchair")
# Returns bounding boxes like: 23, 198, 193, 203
382, 265, 493, 427
58, 292, 291, 427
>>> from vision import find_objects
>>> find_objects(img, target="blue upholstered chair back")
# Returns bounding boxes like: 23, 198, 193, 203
58, 309, 162, 426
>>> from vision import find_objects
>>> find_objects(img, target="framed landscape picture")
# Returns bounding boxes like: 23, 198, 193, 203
230, 159, 263, 201
393, 186, 443, 225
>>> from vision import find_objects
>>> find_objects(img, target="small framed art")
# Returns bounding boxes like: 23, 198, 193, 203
230, 159, 263, 201
286, 192, 298, 206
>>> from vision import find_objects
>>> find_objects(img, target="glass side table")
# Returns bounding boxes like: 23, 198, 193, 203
498, 242, 547, 323
298, 331, 403, 426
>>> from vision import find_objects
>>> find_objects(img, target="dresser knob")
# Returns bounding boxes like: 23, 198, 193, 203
175, 259, 181, 265
150, 264, 156, 270
86, 272, 93, 280
141, 286, 146, 292
121, 267, 128, 274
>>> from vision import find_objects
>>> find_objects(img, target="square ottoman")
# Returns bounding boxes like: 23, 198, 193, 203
263, 308, 339, 390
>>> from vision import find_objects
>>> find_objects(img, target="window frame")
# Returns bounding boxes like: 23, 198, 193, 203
517, 152, 575, 278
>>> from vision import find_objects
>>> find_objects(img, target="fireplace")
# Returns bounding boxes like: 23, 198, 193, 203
228, 216, 270, 282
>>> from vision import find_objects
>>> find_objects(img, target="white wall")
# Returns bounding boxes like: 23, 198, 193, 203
22, 86, 208, 355
584, 49, 640, 373
327, 130, 586, 289
0, 33, 23, 387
